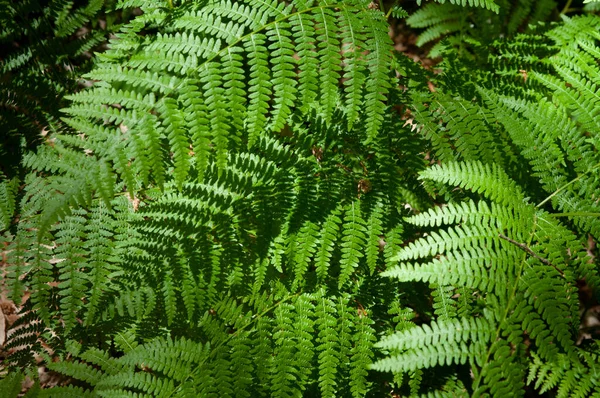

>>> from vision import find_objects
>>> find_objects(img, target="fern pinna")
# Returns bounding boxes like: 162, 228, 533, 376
2, 0, 600, 397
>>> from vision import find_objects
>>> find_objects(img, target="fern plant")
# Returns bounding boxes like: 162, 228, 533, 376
1, 0, 411, 396
373, 10, 600, 397
61, 0, 393, 189
374, 161, 598, 395
1, 0, 600, 397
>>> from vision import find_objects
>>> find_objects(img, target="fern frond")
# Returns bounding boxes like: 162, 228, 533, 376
528, 350, 600, 397
315, 207, 343, 283
291, 221, 320, 290
379, 159, 591, 395
315, 293, 340, 397
267, 20, 297, 132
52, 210, 89, 332
339, 202, 367, 288
363, 8, 393, 142
0, 371, 23, 398
420, 161, 527, 208
0, 176, 18, 230
63, 0, 393, 186
244, 32, 272, 146
433, 0, 500, 12
384, 247, 514, 292
350, 313, 376, 397
372, 316, 494, 373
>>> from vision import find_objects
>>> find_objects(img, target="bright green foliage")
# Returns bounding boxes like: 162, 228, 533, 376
2, 0, 600, 397
62, 0, 392, 189
376, 161, 593, 395
374, 9, 600, 396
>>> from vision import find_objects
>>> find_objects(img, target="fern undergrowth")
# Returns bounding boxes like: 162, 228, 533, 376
1, 0, 600, 397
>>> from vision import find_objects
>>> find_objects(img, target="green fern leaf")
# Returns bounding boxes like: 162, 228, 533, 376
349, 313, 376, 397
372, 317, 495, 373
339, 202, 367, 289
419, 161, 526, 208
244, 32, 272, 147
267, 21, 297, 131
315, 292, 340, 398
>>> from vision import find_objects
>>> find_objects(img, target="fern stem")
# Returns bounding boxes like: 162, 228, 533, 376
378, 0, 386, 16
560, 0, 573, 14
498, 233, 564, 277
536, 162, 600, 208
471, 217, 540, 394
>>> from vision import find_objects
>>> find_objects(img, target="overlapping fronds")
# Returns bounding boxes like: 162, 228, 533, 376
376, 161, 595, 396
62, 0, 393, 190
407, 0, 555, 57
528, 350, 600, 397
2, 78, 418, 396
3, 1, 600, 397
475, 15, 600, 240
0, 0, 118, 177
37, 289, 377, 397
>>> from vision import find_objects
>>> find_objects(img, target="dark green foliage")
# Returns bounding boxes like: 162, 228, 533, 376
0, 0, 121, 178
407, 0, 556, 57
1, 0, 600, 397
